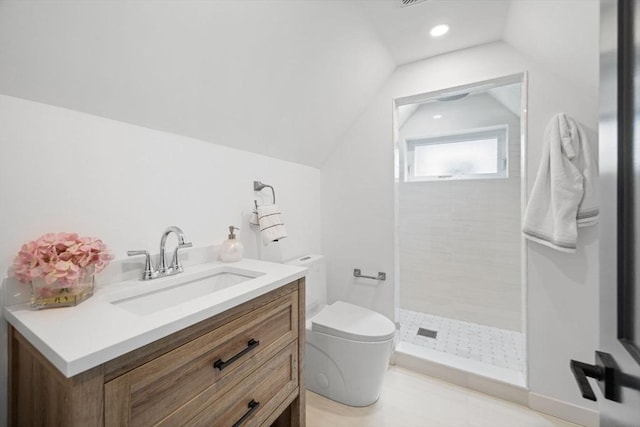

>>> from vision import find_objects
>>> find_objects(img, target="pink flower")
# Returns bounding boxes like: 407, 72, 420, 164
12, 233, 113, 287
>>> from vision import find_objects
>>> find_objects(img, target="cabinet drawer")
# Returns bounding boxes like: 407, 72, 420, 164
169, 340, 298, 427
105, 291, 298, 427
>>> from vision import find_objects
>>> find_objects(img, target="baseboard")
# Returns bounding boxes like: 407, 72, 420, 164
528, 392, 599, 427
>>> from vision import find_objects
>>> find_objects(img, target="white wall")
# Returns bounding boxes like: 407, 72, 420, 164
0, 95, 322, 425
0, 0, 395, 168
504, 0, 600, 98
398, 94, 522, 331
322, 40, 599, 413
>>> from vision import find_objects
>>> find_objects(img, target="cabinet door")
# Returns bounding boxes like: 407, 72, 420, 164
104, 292, 298, 427
163, 341, 298, 427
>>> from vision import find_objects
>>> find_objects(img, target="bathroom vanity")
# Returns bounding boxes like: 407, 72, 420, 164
5, 259, 306, 426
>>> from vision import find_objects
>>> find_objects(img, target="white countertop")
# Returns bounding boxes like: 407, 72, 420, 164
4, 258, 306, 378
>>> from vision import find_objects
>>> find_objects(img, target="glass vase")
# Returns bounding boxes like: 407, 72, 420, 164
30, 266, 95, 310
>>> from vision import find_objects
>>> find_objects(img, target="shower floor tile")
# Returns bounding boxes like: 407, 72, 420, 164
399, 308, 525, 373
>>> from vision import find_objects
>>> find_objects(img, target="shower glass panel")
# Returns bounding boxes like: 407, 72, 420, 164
393, 74, 527, 387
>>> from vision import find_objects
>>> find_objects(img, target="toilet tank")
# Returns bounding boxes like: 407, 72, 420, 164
286, 254, 327, 316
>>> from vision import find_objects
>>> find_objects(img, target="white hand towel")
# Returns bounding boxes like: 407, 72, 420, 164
522, 113, 598, 252
257, 204, 287, 244
249, 209, 259, 226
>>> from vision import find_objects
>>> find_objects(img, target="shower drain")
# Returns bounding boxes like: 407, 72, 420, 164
417, 327, 438, 339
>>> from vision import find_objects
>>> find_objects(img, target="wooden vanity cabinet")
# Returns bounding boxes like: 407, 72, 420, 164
8, 279, 305, 427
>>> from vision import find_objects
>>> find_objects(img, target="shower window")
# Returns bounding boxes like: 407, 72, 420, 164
405, 125, 508, 181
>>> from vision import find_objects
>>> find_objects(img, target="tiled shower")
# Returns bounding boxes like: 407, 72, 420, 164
398, 309, 525, 383
395, 81, 525, 385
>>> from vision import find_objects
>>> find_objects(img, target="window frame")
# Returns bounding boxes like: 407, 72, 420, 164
404, 124, 509, 182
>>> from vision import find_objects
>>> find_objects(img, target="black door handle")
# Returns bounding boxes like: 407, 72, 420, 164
570, 351, 620, 402
570, 360, 602, 401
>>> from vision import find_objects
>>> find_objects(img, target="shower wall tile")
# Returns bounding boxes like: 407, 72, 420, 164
398, 93, 522, 332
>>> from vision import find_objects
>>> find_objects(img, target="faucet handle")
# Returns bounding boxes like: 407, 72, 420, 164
170, 242, 193, 272
127, 250, 156, 281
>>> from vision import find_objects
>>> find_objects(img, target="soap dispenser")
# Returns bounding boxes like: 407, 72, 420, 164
219, 226, 244, 262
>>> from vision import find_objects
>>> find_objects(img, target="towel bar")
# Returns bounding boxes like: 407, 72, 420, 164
353, 269, 386, 281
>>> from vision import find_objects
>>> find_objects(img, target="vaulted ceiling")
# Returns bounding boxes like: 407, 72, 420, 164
358, 0, 511, 65
0, 0, 598, 168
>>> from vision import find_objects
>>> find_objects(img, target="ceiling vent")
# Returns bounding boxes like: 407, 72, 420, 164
398, 0, 430, 7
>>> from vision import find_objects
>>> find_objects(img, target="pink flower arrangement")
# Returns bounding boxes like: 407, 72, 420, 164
12, 232, 113, 287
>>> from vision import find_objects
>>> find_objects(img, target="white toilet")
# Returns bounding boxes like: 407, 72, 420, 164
287, 254, 395, 407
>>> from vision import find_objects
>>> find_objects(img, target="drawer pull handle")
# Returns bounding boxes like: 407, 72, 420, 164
213, 339, 260, 371
232, 399, 260, 427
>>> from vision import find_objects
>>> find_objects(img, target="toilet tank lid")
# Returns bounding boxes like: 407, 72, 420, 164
285, 254, 324, 266
311, 301, 395, 343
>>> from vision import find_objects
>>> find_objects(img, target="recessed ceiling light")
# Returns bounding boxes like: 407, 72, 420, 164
433, 114, 443, 119
430, 24, 449, 38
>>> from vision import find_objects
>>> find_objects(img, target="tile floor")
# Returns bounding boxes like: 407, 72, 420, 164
399, 308, 525, 373
306, 366, 580, 427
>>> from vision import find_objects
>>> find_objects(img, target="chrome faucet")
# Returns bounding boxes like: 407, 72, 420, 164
158, 226, 192, 274
127, 226, 193, 281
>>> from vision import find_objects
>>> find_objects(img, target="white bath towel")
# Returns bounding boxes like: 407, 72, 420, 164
522, 113, 598, 252
256, 204, 287, 244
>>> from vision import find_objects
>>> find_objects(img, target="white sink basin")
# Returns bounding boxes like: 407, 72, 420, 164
110, 267, 263, 315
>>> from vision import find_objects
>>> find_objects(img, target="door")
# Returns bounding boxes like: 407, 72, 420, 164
569, 1, 640, 425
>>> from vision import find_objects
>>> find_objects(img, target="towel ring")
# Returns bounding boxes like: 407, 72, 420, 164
254, 181, 276, 207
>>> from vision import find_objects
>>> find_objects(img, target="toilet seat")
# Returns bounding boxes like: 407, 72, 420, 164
310, 301, 395, 343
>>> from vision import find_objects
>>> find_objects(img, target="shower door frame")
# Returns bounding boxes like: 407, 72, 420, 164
392, 72, 529, 388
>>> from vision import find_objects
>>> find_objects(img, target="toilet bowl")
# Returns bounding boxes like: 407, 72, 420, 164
286, 255, 395, 407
